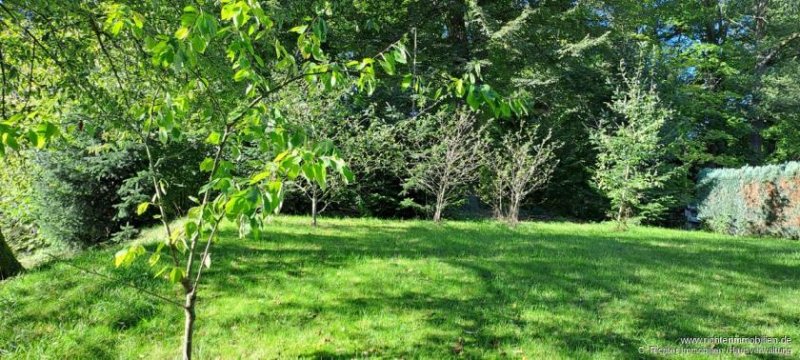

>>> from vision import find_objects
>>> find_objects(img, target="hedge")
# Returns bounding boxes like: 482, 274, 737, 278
697, 162, 800, 239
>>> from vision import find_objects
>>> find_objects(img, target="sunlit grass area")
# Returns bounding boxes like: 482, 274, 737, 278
2, 216, 799, 359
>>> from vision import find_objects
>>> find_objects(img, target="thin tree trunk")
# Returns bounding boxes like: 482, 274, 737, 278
494, 189, 504, 221
617, 164, 631, 230
750, 0, 769, 164
311, 188, 318, 227
0, 229, 23, 280
182, 291, 197, 360
433, 190, 445, 223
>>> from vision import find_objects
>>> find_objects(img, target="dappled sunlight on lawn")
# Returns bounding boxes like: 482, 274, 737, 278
2, 216, 800, 359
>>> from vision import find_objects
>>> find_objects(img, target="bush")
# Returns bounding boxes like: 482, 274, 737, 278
31, 140, 146, 246
697, 162, 800, 239
0, 154, 53, 254
31, 138, 208, 247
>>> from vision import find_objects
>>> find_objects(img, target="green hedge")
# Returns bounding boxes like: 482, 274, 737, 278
697, 162, 800, 239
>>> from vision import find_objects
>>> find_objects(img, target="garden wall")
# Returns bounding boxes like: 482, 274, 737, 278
697, 162, 800, 239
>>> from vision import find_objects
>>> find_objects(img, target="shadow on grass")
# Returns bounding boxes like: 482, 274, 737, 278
3, 220, 798, 359
196, 222, 799, 358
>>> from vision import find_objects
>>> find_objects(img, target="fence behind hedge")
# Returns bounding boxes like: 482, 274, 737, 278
697, 162, 800, 239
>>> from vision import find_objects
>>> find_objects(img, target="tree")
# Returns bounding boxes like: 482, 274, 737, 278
402, 106, 486, 222
278, 86, 354, 227
291, 143, 353, 227
2, 1, 515, 357
0, 230, 23, 279
0, 0, 65, 279
482, 124, 560, 225
590, 61, 675, 229
103, 3, 379, 357
2, 1, 378, 358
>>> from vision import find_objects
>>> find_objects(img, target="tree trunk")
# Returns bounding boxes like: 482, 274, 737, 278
508, 198, 520, 227
433, 190, 445, 223
616, 164, 631, 230
750, 0, 770, 164
311, 187, 318, 227
182, 291, 197, 360
616, 204, 626, 230
447, 1, 469, 65
0, 229, 23, 280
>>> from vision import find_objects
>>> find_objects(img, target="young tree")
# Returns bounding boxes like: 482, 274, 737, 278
323, 104, 406, 218
2, 2, 515, 357
403, 107, 486, 222
294, 176, 334, 227
590, 63, 674, 229
482, 124, 560, 225
279, 87, 354, 227
292, 144, 352, 227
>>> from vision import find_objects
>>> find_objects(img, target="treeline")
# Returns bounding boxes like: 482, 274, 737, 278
2, 0, 800, 252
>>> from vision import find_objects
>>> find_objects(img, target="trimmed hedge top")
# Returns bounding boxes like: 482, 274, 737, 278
697, 162, 800, 239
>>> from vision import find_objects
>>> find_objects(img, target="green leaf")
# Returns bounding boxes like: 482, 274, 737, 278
264, 180, 284, 212
200, 157, 215, 172
169, 267, 186, 283
35, 122, 59, 146
250, 170, 271, 184
136, 202, 150, 216
311, 43, 325, 61
132, 13, 145, 29
285, 162, 301, 179
401, 74, 413, 90
393, 46, 407, 64
196, 13, 218, 38
341, 166, 355, 184
191, 35, 208, 53
110, 21, 124, 36
114, 245, 145, 268
175, 27, 191, 40
289, 25, 308, 34
233, 69, 251, 82
221, 4, 238, 20
454, 79, 465, 97
206, 131, 222, 145
380, 53, 395, 75
315, 163, 327, 186
181, 12, 197, 28
148, 252, 161, 267
114, 249, 128, 267
467, 86, 481, 110
225, 187, 260, 218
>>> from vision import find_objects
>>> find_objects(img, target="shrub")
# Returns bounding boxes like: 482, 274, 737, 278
31, 140, 146, 246
0, 154, 46, 253
480, 123, 560, 225
697, 162, 800, 239
590, 61, 676, 229
31, 138, 208, 246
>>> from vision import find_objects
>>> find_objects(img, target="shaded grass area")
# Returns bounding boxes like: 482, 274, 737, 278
2, 216, 799, 359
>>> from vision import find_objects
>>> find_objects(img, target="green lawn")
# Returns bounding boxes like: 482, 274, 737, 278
1, 216, 799, 359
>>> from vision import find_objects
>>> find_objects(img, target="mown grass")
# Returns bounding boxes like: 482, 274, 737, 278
2, 216, 799, 359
